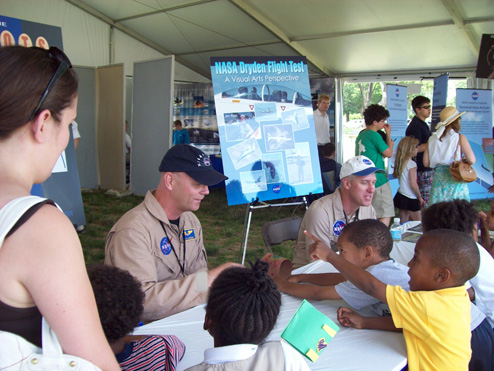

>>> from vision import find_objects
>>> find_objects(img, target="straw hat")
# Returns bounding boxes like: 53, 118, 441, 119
433, 106, 466, 138
439, 106, 465, 127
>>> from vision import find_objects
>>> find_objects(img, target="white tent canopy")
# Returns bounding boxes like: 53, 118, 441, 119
2, 0, 494, 80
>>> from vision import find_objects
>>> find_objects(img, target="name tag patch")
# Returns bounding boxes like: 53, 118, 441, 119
184, 228, 196, 240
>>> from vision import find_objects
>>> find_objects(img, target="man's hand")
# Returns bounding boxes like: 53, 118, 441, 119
207, 262, 244, 287
305, 230, 335, 262
337, 307, 366, 329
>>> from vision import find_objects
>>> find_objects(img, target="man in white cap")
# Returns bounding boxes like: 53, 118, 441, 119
292, 156, 383, 268
105, 144, 240, 321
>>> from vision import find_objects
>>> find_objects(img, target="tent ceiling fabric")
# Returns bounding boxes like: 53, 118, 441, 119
68, 0, 494, 79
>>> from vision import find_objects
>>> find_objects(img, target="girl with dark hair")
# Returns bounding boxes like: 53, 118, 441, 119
0, 46, 119, 370
186, 260, 310, 371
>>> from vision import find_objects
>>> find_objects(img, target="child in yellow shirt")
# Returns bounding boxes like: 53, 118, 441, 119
307, 228, 479, 371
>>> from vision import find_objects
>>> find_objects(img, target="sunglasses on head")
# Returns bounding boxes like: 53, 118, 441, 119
29, 46, 72, 121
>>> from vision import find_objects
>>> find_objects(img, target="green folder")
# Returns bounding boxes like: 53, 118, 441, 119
281, 299, 340, 362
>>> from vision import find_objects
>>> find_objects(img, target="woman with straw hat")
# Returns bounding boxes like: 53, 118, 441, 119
423, 106, 475, 205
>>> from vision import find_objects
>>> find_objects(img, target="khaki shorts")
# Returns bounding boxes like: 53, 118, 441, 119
372, 182, 395, 218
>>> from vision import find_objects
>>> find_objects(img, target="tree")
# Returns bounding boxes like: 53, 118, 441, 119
343, 82, 383, 119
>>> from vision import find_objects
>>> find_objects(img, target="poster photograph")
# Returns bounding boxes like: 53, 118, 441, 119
211, 56, 323, 205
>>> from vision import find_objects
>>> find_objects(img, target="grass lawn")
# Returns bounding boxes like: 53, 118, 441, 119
79, 188, 492, 269
79, 188, 306, 268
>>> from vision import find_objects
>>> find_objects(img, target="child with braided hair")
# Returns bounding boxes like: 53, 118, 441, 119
186, 260, 310, 371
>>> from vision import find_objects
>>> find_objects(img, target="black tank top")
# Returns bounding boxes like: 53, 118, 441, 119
0, 199, 55, 347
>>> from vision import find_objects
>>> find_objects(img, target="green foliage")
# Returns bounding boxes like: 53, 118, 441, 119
343, 82, 383, 120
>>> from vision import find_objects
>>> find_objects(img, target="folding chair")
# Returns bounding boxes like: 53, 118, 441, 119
261, 216, 302, 254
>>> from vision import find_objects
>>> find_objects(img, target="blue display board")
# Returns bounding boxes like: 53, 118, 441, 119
210, 56, 323, 206
456, 89, 494, 199
386, 84, 408, 194
431, 73, 449, 132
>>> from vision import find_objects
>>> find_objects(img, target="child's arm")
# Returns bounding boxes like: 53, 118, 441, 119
337, 307, 401, 332
274, 276, 342, 301
409, 167, 425, 207
306, 231, 388, 304
289, 272, 346, 286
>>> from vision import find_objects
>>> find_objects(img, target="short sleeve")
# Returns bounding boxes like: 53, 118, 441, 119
406, 123, 422, 142
387, 285, 429, 338
372, 132, 389, 154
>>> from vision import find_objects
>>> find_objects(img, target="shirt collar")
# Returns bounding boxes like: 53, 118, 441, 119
203, 344, 258, 364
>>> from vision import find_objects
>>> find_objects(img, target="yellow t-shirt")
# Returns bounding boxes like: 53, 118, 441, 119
386, 285, 471, 371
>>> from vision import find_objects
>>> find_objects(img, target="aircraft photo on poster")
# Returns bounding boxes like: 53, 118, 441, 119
211, 56, 323, 205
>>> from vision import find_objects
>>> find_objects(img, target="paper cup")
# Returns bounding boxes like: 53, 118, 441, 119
261, 253, 293, 280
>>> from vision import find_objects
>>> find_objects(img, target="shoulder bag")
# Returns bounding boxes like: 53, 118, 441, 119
0, 196, 101, 370
449, 135, 477, 183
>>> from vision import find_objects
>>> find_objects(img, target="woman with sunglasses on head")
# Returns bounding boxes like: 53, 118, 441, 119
0, 46, 120, 370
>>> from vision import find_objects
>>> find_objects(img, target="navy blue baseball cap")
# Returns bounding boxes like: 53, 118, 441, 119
159, 144, 228, 186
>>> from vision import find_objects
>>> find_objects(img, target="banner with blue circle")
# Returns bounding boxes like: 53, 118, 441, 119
456, 88, 494, 199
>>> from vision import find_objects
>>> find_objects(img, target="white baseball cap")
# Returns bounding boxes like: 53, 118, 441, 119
340, 156, 385, 179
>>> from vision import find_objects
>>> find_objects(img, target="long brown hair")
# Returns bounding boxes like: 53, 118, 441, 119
393, 136, 419, 178
440, 119, 461, 142
0, 46, 78, 139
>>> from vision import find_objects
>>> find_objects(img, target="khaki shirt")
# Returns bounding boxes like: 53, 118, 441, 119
105, 191, 208, 322
292, 188, 376, 268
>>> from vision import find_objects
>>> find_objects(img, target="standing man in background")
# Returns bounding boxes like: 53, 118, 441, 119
406, 96, 433, 207
314, 94, 331, 149
173, 119, 190, 145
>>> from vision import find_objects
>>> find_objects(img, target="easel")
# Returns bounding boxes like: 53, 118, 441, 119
238, 197, 309, 265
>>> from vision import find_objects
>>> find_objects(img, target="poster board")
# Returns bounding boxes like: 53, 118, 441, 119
210, 56, 323, 206
1, 14, 86, 227
456, 88, 494, 198
132, 57, 174, 196
386, 84, 408, 195
95, 64, 125, 190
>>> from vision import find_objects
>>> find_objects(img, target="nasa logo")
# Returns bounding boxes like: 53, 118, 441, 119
272, 184, 281, 193
395, 88, 400, 97
160, 237, 172, 255
472, 91, 479, 100
362, 158, 372, 166
333, 220, 346, 236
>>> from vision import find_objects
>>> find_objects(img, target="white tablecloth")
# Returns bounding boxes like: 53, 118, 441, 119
134, 258, 408, 370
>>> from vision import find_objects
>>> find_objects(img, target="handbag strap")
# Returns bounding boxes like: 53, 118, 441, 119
453, 134, 462, 161
41, 317, 64, 356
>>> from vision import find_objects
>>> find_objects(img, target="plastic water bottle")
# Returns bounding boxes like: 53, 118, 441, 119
390, 218, 402, 241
